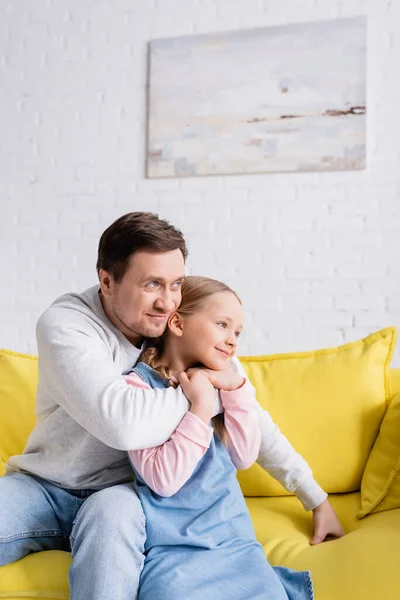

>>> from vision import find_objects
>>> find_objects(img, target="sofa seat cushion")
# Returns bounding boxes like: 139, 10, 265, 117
1, 494, 398, 600
0, 549, 70, 600
247, 493, 400, 600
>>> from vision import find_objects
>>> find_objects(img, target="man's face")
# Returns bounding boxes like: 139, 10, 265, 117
99, 249, 185, 347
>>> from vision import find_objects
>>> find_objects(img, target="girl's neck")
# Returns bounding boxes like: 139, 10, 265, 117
156, 342, 190, 376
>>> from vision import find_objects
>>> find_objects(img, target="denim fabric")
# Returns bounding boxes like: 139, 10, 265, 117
132, 362, 314, 600
0, 472, 146, 600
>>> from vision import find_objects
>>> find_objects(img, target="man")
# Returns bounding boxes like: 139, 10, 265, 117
0, 212, 344, 599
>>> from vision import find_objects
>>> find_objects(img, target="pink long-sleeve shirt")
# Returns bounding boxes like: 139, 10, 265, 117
126, 373, 261, 497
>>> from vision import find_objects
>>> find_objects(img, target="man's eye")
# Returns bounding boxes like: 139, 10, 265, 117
146, 281, 158, 289
171, 280, 182, 290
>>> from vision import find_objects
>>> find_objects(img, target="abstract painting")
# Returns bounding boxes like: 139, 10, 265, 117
147, 17, 366, 178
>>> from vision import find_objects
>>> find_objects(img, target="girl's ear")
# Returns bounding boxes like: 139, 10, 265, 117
168, 312, 184, 337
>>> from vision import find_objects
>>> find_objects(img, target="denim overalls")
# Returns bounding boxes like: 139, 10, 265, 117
131, 362, 314, 600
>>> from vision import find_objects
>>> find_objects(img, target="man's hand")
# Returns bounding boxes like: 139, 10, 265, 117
185, 365, 245, 392
310, 498, 345, 545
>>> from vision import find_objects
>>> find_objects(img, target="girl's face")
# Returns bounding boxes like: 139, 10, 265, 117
178, 291, 243, 370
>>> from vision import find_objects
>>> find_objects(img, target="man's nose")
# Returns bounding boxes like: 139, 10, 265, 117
154, 291, 175, 313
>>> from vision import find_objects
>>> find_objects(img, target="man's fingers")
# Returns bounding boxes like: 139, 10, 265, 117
309, 536, 322, 546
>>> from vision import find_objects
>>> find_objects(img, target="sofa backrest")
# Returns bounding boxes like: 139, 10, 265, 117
1, 343, 399, 495
237, 327, 398, 497
0, 350, 38, 476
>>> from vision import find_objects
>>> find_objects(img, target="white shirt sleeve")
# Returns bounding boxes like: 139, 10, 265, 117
231, 356, 327, 510
36, 308, 220, 452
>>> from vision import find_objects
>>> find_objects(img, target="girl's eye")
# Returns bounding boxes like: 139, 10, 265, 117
235, 331, 241, 338
217, 322, 227, 328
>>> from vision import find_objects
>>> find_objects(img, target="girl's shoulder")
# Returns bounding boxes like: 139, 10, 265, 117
128, 361, 170, 389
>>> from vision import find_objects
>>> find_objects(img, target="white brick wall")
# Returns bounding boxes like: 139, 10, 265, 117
1, 0, 399, 365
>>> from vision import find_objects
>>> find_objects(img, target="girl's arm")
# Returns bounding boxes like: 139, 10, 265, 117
220, 379, 261, 470
126, 373, 213, 497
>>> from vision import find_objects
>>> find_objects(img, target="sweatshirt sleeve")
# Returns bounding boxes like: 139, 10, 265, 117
126, 375, 213, 497
36, 307, 221, 452
220, 379, 261, 470
231, 356, 327, 511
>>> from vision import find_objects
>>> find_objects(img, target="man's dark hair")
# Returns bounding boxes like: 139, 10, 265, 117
96, 212, 188, 283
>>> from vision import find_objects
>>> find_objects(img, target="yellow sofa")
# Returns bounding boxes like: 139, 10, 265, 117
1, 327, 400, 600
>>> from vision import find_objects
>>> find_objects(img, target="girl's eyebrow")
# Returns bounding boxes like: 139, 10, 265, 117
218, 316, 243, 330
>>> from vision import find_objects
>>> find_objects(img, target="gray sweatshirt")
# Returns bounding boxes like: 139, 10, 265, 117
7, 285, 327, 510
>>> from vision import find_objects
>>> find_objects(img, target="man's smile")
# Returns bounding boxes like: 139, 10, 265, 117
147, 313, 169, 322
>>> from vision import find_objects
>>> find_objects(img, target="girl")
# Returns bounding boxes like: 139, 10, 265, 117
125, 276, 320, 599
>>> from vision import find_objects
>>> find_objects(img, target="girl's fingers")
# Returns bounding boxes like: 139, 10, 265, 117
177, 371, 190, 390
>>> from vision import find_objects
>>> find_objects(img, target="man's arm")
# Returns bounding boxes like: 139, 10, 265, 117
36, 308, 220, 451
231, 356, 327, 510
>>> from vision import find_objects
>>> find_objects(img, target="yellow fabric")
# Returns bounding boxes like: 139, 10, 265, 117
247, 493, 400, 600
1, 495, 399, 600
390, 367, 400, 398
1, 345, 400, 599
0, 349, 38, 476
358, 393, 400, 518
238, 327, 397, 496
0, 550, 70, 599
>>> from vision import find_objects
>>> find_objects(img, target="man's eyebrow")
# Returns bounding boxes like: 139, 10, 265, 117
139, 274, 185, 284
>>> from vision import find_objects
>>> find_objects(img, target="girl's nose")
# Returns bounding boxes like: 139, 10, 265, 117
227, 334, 237, 348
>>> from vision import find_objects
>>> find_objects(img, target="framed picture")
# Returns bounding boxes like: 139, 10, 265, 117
147, 17, 366, 178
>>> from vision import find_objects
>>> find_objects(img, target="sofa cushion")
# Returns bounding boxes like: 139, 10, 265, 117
0, 349, 38, 475
247, 493, 400, 600
238, 327, 397, 496
0, 549, 70, 600
358, 393, 400, 518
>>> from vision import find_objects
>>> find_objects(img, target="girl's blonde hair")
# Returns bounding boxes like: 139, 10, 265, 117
140, 276, 242, 445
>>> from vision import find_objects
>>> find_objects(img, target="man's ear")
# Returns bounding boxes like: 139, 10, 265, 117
168, 312, 184, 337
99, 269, 114, 297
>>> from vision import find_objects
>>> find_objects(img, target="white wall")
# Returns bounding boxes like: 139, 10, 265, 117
1, 0, 399, 365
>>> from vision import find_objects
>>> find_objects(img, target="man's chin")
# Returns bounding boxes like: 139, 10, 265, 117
139, 322, 168, 339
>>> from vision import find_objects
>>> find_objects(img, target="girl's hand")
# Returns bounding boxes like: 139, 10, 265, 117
185, 366, 245, 392
178, 370, 216, 425
310, 498, 345, 545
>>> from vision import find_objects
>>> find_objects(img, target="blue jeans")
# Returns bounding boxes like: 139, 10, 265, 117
0, 472, 146, 600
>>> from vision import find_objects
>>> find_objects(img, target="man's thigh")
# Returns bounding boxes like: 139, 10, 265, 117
70, 482, 146, 554
0, 473, 77, 566
68, 483, 146, 599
